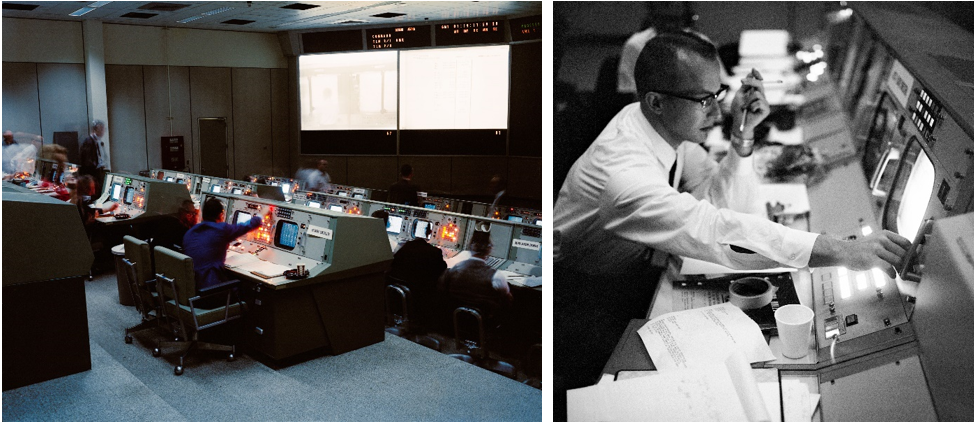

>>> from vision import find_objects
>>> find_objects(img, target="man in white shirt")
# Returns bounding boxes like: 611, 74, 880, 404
553, 30, 911, 418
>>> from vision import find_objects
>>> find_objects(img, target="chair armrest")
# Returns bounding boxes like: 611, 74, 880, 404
198, 279, 241, 296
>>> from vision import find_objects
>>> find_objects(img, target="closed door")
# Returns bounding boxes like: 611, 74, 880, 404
199, 118, 228, 178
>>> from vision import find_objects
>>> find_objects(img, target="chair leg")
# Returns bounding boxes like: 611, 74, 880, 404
154, 338, 236, 376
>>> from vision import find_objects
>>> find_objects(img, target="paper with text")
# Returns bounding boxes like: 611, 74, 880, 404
673, 287, 728, 311
637, 303, 776, 371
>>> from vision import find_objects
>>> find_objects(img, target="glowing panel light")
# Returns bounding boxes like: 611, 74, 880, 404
861, 225, 873, 236
855, 272, 868, 291
837, 267, 852, 299
872, 268, 887, 289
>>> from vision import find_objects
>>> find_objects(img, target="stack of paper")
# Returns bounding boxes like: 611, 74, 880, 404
782, 379, 821, 421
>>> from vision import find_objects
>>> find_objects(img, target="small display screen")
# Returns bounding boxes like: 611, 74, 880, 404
176, 178, 185, 184
110, 183, 123, 201
308, 201, 322, 208
328, 204, 343, 212
387, 215, 404, 234
281, 183, 291, 194
124, 187, 135, 204
338, 191, 349, 197
353, 193, 364, 199
232, 188, 244, 195
165, 177, 175, 182
211, 184, 222, 193
534, 219, 543, 226
424, 203, 436, 209
508, 215, 523, 223
275, 220, 300, 250
413, 220, 431, 239
233, 211, 253, 226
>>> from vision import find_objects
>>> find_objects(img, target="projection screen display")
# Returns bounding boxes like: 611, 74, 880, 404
299, 51, 398, 130
399, 45, 510, 130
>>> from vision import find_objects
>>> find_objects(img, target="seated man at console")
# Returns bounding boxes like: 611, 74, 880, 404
150, 200, 198, 253
438, 231, 512, 327
183, 197, 266, 290
388, 164, 421, 206
388, 222, 448, 327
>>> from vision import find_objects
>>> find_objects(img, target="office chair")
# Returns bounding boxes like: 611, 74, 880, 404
448, 306, 516, 380
386, 282, 443, 352
152, 246, 245, 376
522, 343, 542, 389
122, 235, 169, 344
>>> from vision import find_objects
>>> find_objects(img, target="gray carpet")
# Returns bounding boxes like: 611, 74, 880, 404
2, 271, 542, 421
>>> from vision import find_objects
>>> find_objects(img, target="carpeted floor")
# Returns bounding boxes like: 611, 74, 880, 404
2, 270, 542, 422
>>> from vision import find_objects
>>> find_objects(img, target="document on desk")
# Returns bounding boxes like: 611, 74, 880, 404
567, 351, 771, 421
637, 303, 775, 371
224, 252, 257, 268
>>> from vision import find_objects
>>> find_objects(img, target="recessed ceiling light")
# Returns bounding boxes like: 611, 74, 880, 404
372, 12, 406, 18
121, 12, 158, 19
2, 3, 40, 11
281, 3, 319, 11
222, 19, 254, 25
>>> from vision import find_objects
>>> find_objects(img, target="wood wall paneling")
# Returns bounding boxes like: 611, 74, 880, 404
1, 63, 42, 140
270, 68, 291, 178
450, 156, 507, 196
36, 63, 89, 163
105, 64, 148, 175
231, 68, 273, 180
506, 157, 543, 201
398, 156, 452, 195
189, 67, 233, 178
347, 156, 399, 192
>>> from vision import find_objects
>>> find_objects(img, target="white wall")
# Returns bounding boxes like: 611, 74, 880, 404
1, 18, 84, 63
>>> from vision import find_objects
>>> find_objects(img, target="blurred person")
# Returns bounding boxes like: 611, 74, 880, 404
388, 164, 421, 206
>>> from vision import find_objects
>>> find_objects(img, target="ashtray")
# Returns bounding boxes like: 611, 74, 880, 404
284, 269, 309, 280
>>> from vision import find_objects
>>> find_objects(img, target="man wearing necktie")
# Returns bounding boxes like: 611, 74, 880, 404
552, 30, 911, 419
80, 119, 108, 195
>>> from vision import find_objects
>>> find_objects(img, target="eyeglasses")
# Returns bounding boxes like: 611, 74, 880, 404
652, 84, 729, 110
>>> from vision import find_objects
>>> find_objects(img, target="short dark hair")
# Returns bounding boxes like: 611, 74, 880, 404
469, 230, 493, 256
178, 200, 196, 216
202, 197, 225, 222
634, 30, 719, 99
400, 164, 413, 178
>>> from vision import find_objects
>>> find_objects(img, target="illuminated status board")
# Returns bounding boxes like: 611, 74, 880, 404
367, 25, 431, 50
436, 20, 505, 46
509, 15, 542, 42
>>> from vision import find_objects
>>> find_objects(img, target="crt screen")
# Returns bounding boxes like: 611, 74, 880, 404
413, 220, 431, 239
110, 183, 122, 201
508, 215, 523, 222
232, 188, 244, 195
165, 177, 175, 182
124, 187, 134, 204
233, 211, 253, 226
276, 221, 300, 249
328, 204, 343, 212
386, 215, 404, 234
308, 201, 322, 208
338, 191, 348, 197
211, 184, 222, 193
424, 203, 436, 209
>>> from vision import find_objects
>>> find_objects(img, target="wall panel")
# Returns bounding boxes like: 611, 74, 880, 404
104, 25, 166, 66
450, 156, 507, 195
506, 157, 543, 202
398, 156, 452, 195
189, 67, 233, 177
1, 18, 83, 64
270, 68, 291, 177
36, 63, 89, 163
105, 65, 147, 174
231, 68, 273, 180
347, 156, 398, 192
1, 63, 42, 139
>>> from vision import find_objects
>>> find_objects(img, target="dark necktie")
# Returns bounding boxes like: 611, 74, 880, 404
668, 160, 677, 188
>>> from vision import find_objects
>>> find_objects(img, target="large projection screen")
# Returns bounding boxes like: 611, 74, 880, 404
399, 45, 510, 130
299, 51, 398, 130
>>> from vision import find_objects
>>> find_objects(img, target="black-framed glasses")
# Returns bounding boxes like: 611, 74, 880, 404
653, 84, 729, 110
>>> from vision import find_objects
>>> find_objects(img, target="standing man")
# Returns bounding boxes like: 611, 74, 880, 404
80, 120, 108, 194
552, 30, 911, 418
388, 164, 421, 206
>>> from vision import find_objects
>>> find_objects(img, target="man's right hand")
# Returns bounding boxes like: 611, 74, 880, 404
811, 230, 913, 278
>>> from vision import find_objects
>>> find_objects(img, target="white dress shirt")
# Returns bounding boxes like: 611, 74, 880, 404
445, 250, 509, 292
554, 102, 818, 275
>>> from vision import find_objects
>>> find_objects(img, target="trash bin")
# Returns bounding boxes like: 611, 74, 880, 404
112, 244, 135, 306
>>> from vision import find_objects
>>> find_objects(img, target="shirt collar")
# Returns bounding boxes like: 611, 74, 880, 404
625, 103, 677, 171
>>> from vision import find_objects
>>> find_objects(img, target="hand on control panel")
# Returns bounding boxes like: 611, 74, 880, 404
812, 230, 913, 278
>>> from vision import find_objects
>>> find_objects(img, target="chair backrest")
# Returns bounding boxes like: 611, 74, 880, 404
453, 306, 486, 352
153, 246, 197, 306
123, 235, 153, 285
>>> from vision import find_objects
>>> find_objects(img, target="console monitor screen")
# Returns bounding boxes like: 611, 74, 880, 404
337, 191, 349, 197
274, 220, 300, 250
124, 187, 135, 205
386, 215, 404, 234
328, 204, 343, 212
165, 177, 175, 182
353, 193, 365, 199
233, 211, 253, 227
281, 183, 291, 194
211, 184, 222, 193
299, 51, 398, 131
176, 178, 185, 184
307, 201, 322, 208
110, 183, 123, 201
534, 219, 543, 226
400, 45, 510, 129
508, 215, 523, 223
424, 203, 436, 209
413, 220, 432, 239
895, 149, 935, 240
232, 188, 244, 195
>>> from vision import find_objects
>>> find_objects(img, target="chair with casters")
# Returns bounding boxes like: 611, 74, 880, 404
386, 282, 443, 352
122, 235, 170, 344
522, 343, 543, 389
448, 306, 517, 379
152, 246, 246, 376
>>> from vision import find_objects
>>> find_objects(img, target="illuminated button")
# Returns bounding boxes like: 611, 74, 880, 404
844, 314, 858, 327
